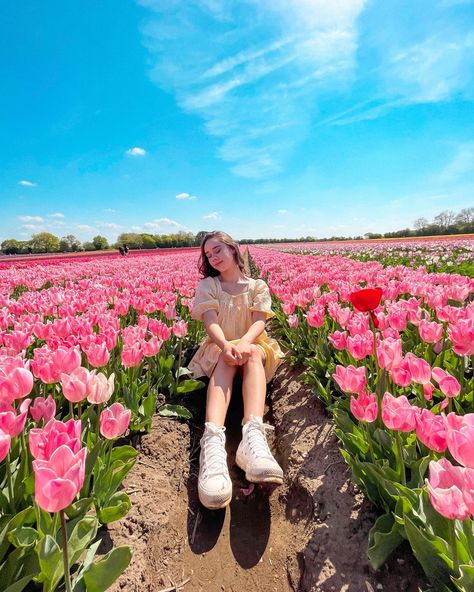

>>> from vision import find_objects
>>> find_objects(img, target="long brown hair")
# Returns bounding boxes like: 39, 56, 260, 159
198, 231, 245, 278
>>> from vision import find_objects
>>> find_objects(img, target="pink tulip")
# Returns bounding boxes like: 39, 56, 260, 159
346, 332, 374, 360
415, 409, 447, 453
84, 342, 110, 367
121, 343, 144, 368
448, 319, 474, 356
172, 319, 188, 338
333, 364, 366, 394
0, 399, 31, 437
0, 429, 11, 462
87, 372, 114, 404
148, 319, 172, 342
29, 418, 82, 460
418, 320, 443, 344
142, 337, 162, 357
444, 413, 474, 468
328, 330, 347, 350
425, 458, 471, 520
2, 330, 32, 354
30, 396, 56, 424
100, 403, 131, 439
432, 367, 461, 398
307, 305, 325, 328
405, 353, 431, 385
390, 359, 412, 387
350, 391, 378, 423
0, 366, 34, 402
287, 314, 299, 328
423, 382, 435, 401
382, 392, 418, 432
60, 367, 91, 403
52, 346, 82, 374
33, 445, 87, 512
282, 302, 295, 315
376, 337, 403, 371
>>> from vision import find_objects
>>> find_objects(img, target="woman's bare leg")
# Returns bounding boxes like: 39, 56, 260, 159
241, 345, 266, 422
206, 353, 238, 425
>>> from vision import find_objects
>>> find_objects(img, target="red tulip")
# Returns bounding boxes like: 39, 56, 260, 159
350, 288, 383, 312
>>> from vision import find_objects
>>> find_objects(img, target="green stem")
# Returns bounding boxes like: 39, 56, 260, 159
174, 340, 183, 397
394, 430, 406, 487
60, 510, 73, 592
5, 450, 15, 514
449, 519, 460, 577
364, 422, 376, 463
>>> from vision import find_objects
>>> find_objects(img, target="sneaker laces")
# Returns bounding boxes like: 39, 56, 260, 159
245, 417, 275, 460
201, 424, 228, 479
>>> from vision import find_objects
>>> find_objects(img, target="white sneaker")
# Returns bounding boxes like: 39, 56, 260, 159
236, 415, 284, 485
198, 422, 232, 509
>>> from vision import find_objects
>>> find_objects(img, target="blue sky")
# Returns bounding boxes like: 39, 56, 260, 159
1, 0, 474, 243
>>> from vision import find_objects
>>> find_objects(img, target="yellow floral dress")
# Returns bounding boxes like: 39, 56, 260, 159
188, 276, 284, 383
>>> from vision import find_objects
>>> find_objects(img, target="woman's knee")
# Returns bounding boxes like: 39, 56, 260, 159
244, 345, 265, 366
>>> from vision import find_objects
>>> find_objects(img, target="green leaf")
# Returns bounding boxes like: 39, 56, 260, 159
176, 379, 205, 393
67, 517, 99, 566
8, 527, 39, 549
65, 497, 94, 520
97, 492, 131, 524
36, 534, 63, 587
0, 507, 36, 563
141, 392, 157, 417
110, 445, 138, 464
83, 546, 132, 592
453, 564, 474, 592
158, 404, 192, 420
368, 513, 404, 569
404, 515, 453, 591
2, 573, 36, 592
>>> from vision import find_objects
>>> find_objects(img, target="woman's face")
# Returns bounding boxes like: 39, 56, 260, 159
204, 238, 237, 272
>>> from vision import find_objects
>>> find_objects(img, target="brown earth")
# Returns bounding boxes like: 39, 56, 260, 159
103, 362, 427, 592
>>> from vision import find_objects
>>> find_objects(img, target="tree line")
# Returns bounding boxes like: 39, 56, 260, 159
1, 207, 473, 255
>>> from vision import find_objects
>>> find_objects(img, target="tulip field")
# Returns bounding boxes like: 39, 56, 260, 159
0, 237, 473, 591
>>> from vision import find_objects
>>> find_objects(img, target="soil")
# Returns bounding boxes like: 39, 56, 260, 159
103, 362, 427, 592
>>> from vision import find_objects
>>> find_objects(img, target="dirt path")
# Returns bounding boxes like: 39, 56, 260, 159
104, 362, 426, 592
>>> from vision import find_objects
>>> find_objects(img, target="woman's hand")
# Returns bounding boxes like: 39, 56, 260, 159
234, 340, 252, 365
222, 342, 242, 366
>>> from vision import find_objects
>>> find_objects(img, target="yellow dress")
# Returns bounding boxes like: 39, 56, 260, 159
188, 276, 285, 383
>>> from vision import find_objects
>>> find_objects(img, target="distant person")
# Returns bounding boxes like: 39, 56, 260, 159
188, 230, 285, 510
123, 244, 129, 256
118, 246, 125, 256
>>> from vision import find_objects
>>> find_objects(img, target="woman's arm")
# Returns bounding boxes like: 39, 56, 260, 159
202, 309, 241, 365
234, 311, 267, 364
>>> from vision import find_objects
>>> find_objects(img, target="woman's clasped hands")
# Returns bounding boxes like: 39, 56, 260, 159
222, 340, 252, 366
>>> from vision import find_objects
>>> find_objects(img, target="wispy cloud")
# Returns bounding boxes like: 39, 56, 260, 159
96, 222, 121, 229
125, 147, 147, 156
49, 212, 65, 219
433, 141, 474, 183
21, 224, 45, 232
18, 215, 44, 223
176, 192, 196, 200
139, 0, 368, 178
203, 211, 220, 220
143, 217, 189, 231
18, 180, 37, 187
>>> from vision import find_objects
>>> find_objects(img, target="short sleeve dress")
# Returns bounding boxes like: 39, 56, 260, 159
188, 276, 284, 383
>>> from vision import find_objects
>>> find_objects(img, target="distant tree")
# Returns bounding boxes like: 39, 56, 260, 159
116, 233, 143, 249
433, 210, 456, 228
82, 241, 96, 251
1, 239, 22, 255
59, 234, 82, 252
195, 230, 209, 246
455, 208, 474, 225
29, 232, 60, 253
413, 217, 429, 230
92, 235, 109, 250
140, 234, 156, 249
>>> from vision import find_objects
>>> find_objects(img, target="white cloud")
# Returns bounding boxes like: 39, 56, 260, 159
104, 208, 116, 213
203, 211, 220, 220
176, 192, 196, 200
277, 209, 288, 215
140, 0, 368, 178
125, 147, 147, 156
96, 222, 121, 229
18, 215, 44, 223
49, 212, 65, 219
18, 180, 37, 187
77, 224, 96, 232
143, 217, 189, 230
21, 224, 45, 232
433, 142, 474, 183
